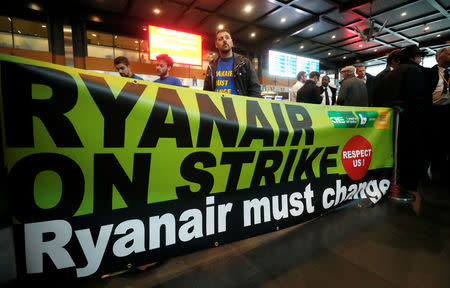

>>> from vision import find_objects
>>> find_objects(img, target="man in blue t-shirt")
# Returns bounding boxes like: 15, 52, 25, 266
114, 56, 143, 80
153, 54, 182, 87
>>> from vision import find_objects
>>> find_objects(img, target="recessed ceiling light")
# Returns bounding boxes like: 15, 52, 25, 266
218, 24, 224, 29
436, 34, 441, 37
343, 56, 347, 59
250, 32, 256, 37
41, 24, 46, 28
401, 12, 407, 16
154, 8, 161, 14
374, 49, 378, 52
92, 33, 97, 37
244, 5, 253, 13
281, 17, 286, 23
359, 44, 363, 47
308, 27, 314, 31
300, 45, 304, 49
424, 26, 430, 31
328, 52, 331, 55
332, 35, 336, 39
134, 40, 139, 44
143, 27, 147, 31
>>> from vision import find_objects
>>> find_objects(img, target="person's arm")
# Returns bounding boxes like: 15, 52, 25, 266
245, 60, 261, 97
313, 87, 323, 104
203, 64, 213, 91
336, 82, 347, 105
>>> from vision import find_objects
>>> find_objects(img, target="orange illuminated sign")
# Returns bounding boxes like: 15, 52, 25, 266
148, 25, 202, 66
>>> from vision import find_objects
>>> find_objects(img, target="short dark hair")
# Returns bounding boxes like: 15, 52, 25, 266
386, 49, 402, 65
309, 71, 320, 79
297, 71, 306, 81
216, 28, 231, 37
156, 54, 174, 68
114, 56, 129, 66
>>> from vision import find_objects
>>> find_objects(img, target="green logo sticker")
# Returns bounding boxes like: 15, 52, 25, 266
328, 111, 358, 128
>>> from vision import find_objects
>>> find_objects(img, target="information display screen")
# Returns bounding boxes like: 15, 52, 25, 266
268, 50, 320, 77
148, 25, 202, 66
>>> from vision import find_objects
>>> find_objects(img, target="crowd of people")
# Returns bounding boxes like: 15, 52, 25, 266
112, 28, 449, 194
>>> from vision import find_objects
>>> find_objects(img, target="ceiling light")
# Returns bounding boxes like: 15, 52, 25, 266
134, 40, 139, 44
92, 33, 97, 37
374, 49, 378, 52
328, 52, 331, 55
250, 32, 256, 37
401, 12, 407, 16
436, 34, 441, 37
308, 27, 314, 31
359, 44, 363, 47
343, 56, 347, 59
154, 8, 161, 14
281, 18, 286, 23
244, 5, 253, 13
27, 3, 41, 11
218, 24, 224, 29
41, 24, 46, 28
143, 27, 147, 31
300, 45, 304, 49
332, 35, 336, 39
424, 26, 430, 31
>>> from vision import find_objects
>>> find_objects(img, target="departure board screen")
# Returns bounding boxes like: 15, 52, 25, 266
268, 50, 320, 77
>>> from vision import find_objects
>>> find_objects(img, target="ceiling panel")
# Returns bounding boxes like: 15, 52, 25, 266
294, 21, 337, 38
290, 0, 336, 14
283, 40, 323, 55
217, 0, 280, 23
257, 6, 312, 29
389, 14, 444, 31
353, 0, 412, 16
130, 0, 185, 22
311, 27, 357, 44
372, 1, 436, 26
341, 40, 380, 52
377, 33, 404, 43
189, 0, 226, 12
324, 10, 362, 26
196, 15, 247, 36
232, 25, 278, 46
400, 19, 450, 38
77, 0, 128, 13
413, 30, 450, 42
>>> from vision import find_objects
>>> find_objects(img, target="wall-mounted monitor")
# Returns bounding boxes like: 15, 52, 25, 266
148, 25, 202, 66
268, 50, 320, 78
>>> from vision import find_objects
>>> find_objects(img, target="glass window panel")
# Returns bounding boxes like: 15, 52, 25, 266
0, 16, 12, 33
12, 18, 47, 38
87, 30, 113, 47
87, 44, 114, 59
114, 47, 139, 62
14, 34, 48, 51
114, 35, 139, 51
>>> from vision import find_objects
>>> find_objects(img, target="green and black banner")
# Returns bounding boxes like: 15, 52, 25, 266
0, 54, 393, 279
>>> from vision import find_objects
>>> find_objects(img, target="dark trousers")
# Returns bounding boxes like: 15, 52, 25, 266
397, 111, 428, 191
429, 104, 450, 182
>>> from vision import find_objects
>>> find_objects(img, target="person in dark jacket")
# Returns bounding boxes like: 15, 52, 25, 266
373, 49, 402, 107
297, 71, 322, 104
356, 65, 375, 106
203, 29, 260, 97
336, 66, 368, 106
320, 75, 336, 105
388, 45, 430, 197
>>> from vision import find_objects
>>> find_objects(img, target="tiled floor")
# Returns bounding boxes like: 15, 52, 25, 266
10, 178, 450, 288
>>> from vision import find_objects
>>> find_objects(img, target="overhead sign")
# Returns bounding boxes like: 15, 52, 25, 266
0, 54, 393, 280
148, 25, 202, 66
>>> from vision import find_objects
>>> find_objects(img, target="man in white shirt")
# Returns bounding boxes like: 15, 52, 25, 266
290, 71, 306, 102
320, 75, 336, 105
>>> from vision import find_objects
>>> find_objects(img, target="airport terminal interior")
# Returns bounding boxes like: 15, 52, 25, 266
1, 0, 449, 287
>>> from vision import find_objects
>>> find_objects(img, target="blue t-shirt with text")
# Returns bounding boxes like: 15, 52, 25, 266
215, 57, 237, 95
154, 76, 182, 87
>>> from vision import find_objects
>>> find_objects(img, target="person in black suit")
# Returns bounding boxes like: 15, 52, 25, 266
356, 65, 375, 106
425, 47, 450, 182
320, 75, 336, 105
296, 71, 322, 104
373, 49, 402, 107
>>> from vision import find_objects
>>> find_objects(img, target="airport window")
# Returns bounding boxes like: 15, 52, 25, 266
0, 16, 13, 48
86, 30, 114, 59
12, 18, 48, 51
114, 35, 140, 62
0, 17, 48, 51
